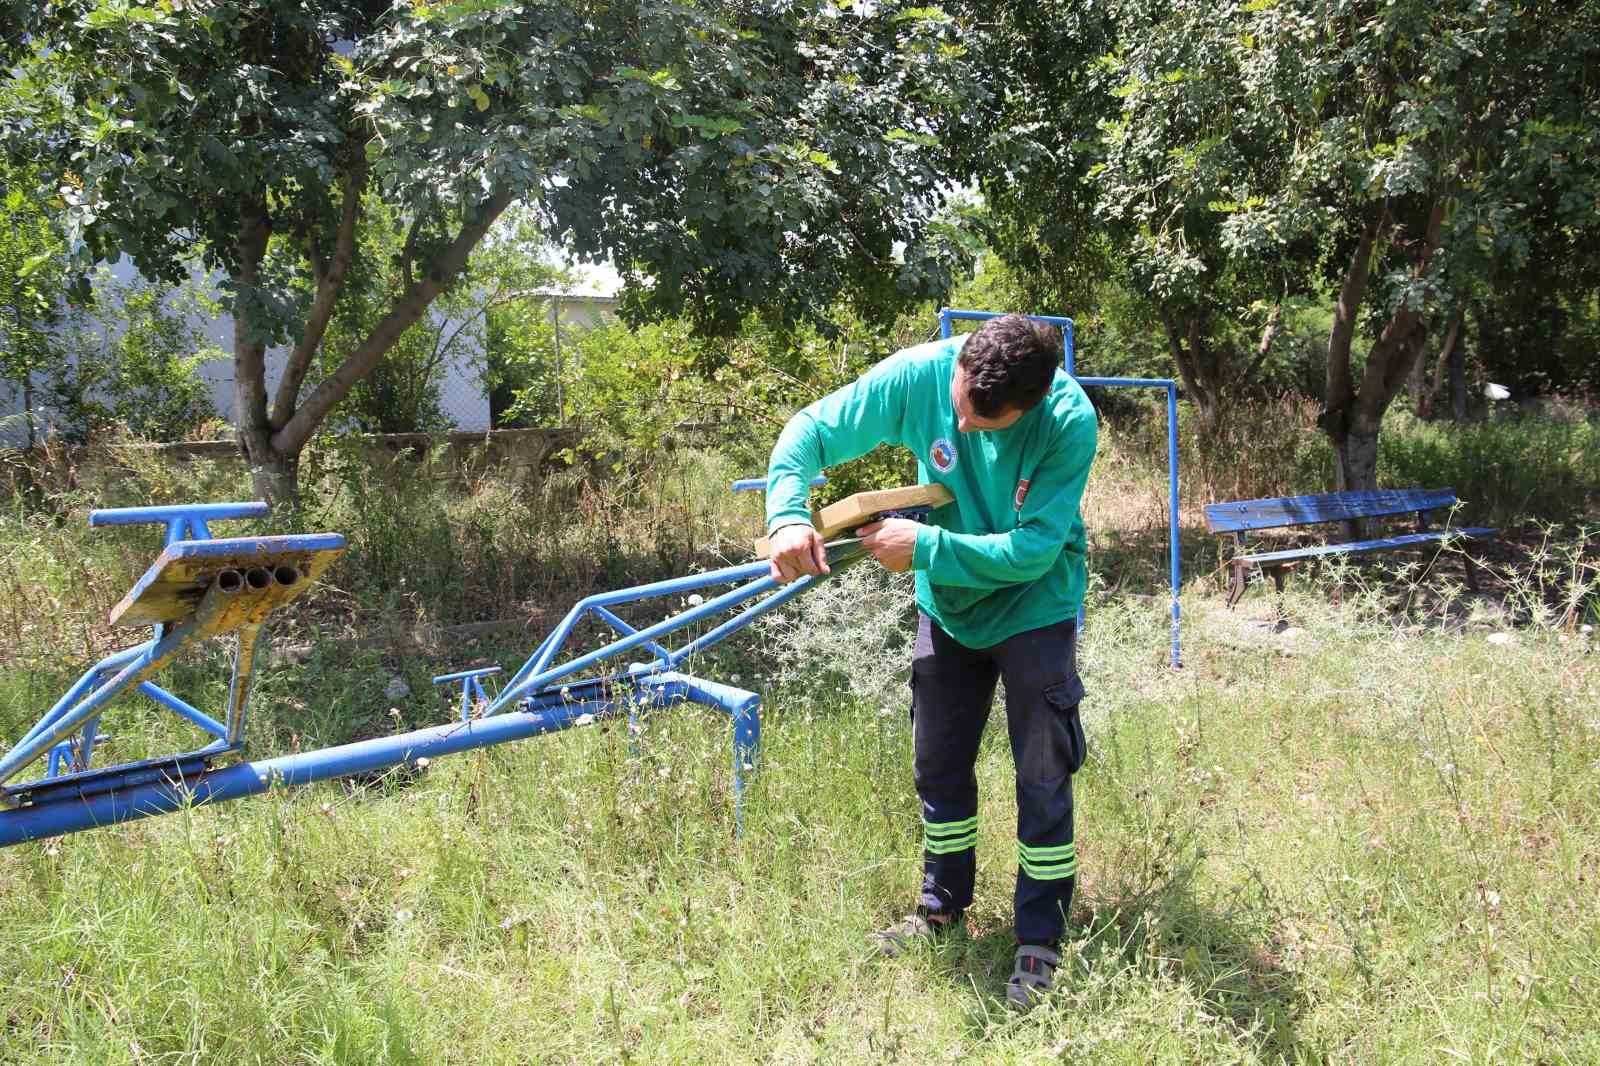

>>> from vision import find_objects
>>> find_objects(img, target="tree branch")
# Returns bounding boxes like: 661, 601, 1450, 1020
1426, 306, 1465, 408
271, 190, 517, 454
232, 196, 274, 461
271, 154, 368, 429
1239, 300, 1283, 388
1324, 209, 1385, 432
1357, 198, 1446, 422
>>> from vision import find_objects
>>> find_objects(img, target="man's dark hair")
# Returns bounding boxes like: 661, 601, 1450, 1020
957, 313, 1062, 417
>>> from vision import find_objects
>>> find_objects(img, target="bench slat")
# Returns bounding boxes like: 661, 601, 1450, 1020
1204, 489, 1461, 533
1236, 527, 1497, 566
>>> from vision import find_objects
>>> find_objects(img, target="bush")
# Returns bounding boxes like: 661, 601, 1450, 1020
46, 272, 219, 442
1379, 410, 1600, 526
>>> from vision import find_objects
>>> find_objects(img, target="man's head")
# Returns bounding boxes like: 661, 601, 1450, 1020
951, 313, 1062, 432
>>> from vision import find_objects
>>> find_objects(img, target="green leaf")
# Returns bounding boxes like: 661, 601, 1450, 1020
885, 128, 938, 147
18, 251, 54, 277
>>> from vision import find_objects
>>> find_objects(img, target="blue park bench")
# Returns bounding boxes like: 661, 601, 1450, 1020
1204, 488, 1497, 606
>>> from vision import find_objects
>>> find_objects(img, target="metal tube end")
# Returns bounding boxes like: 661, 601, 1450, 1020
245, 568, 272, 592
215, 569, 244, 594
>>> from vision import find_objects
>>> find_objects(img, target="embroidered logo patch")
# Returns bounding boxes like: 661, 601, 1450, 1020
930, 437, 958, 473
1014, 478, 1032, 511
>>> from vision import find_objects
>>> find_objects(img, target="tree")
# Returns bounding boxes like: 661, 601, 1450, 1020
964, 0, 1600, 490
2, 1, 982, 500
957, 1, 1310, 432
314, 201, 565, 434
1097, 0, 1600, 489
0, 164, 69, 449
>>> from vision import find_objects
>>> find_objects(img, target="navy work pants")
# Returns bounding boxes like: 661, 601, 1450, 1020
911, 612, 1086, 946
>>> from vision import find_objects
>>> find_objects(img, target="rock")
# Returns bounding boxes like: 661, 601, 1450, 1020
384, 676, 412, 701
1486, 632, 1514, 646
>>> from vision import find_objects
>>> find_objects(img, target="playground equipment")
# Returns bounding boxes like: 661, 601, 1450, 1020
0, 487, 888, 848
0, 307, 1182, 849
938, 309, 1182, 666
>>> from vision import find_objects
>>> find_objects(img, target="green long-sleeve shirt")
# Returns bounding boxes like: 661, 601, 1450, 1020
765, 335, 1098, 649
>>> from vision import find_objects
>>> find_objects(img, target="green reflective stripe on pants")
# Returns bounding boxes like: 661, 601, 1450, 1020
924, 816, 977, 855
924, 816, 977, 837
1018, 841, 1076, 880
1018, 855, 1078, 880
925, 833, 977, 855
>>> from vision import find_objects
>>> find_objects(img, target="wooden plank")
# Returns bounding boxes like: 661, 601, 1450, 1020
753, 484, 954, 559
109, 534, 347, 627
1236, 527, 1496, 565
1204, 488, 1461, 533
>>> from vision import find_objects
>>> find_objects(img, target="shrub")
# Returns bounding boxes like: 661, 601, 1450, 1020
47, 272, 219, 442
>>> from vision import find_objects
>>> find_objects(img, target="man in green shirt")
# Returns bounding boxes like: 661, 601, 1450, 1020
763, 313, 1098, 1010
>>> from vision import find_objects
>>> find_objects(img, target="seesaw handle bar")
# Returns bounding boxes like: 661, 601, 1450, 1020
89, 502, 270, 547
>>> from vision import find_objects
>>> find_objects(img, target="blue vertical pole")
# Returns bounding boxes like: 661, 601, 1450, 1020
1167, 384, 1182, 667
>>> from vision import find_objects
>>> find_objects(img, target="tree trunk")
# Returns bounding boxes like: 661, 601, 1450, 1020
22, 373, 35, 450
1449, 335, 1467, 420
248, 449, 301, 507
228, 187, 513, 506
1415, 307, 1464, 421
1322, 199, 1445, 519
1162, 311, 1225, 434
1331, 413, 1381, 494
1407, 346, 1428, 417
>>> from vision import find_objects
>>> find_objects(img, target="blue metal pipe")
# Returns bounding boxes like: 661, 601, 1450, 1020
0, 649, 160, 783
0, 581, 233, 783
665, 547, 863, 667
1074, 376, 1179, 388
939, 308, 1077, 376
589, 605, 674, 668
488, 573, 779, 714
138, 683, 228, 740
731, 476, 827, 493
509, 557, 777, 693
1166, 384, 1183, 667
89, 502, 269, 548
0, 673, 752, 848
521, 559, 776, 682
431, 666, 505, 685
79, 716, 103, 771
14, 643, 149, 751
667, 577, 815, 667
940, 307, 1074, 329
88, 502, 269, 527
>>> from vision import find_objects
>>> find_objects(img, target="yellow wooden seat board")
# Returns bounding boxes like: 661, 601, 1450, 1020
753, 484, 954, 559
109, 534, 346, 628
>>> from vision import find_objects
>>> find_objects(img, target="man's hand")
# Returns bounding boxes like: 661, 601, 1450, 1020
858, 517, 919, 573
768, 523, 829, 584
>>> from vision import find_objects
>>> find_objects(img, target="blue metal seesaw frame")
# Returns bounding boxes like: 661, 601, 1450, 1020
0, 482, 857, 848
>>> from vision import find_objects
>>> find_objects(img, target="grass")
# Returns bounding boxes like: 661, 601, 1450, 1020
0, 429, 1597, 1063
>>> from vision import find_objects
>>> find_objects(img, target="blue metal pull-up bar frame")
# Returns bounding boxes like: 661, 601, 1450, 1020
939, 308, 1182, 667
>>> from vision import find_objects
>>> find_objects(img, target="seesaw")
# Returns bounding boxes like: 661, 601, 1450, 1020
0, 483, 948, 847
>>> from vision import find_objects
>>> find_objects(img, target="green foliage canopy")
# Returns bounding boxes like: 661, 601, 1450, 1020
963, 0, 1600, 488
1, 0, 984, 495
